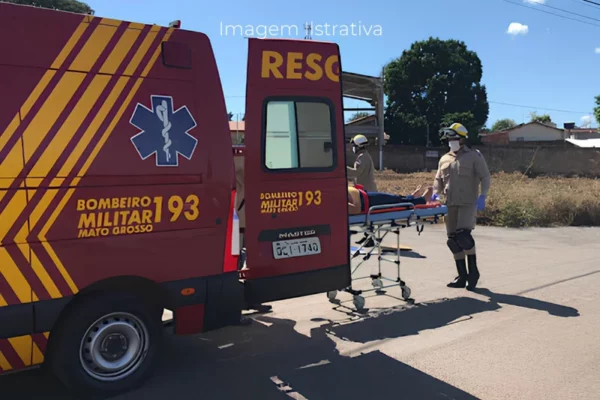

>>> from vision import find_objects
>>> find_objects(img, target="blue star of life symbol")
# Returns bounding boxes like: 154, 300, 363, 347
130, 95, 198, 167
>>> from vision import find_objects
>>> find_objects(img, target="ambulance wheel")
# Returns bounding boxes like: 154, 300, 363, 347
48, 291, 163, 397
353, 295, 365, 310
401, 285, 411, 300
327, 291, 338, 301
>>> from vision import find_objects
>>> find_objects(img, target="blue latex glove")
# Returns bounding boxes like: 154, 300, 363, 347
431, 193, 440, 202
477, 194, 486, 211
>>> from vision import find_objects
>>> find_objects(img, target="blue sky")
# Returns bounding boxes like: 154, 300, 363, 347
91, 0, 599, 129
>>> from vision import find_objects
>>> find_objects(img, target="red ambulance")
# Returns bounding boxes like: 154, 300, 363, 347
0, 2, 350, 396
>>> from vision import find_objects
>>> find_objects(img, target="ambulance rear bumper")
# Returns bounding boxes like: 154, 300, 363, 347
243, 264, 351, 305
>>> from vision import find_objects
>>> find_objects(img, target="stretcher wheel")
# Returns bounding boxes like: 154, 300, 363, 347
371, 278, 383, 289
353, 295, 365, 310
401, 285, 411, 300
327, 291, 338, 301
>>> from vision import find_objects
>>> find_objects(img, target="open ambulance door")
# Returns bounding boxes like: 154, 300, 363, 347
242, 38, 351, 305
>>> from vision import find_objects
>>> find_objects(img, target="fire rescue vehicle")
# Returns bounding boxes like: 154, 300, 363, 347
0, 2, 351, 396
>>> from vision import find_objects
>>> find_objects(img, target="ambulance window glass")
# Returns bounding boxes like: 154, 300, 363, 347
264, 100, 334, 170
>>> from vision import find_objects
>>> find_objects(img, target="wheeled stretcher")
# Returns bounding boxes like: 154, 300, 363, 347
327, 202, 448, 310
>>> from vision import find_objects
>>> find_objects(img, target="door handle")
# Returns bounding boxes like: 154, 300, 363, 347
323, 141, 332, 151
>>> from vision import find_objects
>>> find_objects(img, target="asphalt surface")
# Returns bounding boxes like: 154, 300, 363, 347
2, 224, 599, 400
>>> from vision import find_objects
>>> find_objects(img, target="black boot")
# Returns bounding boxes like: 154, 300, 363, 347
355, 233, 368, 244
355, 233, 375, 247
466, 254, 480, 291
447, 259, 467, 288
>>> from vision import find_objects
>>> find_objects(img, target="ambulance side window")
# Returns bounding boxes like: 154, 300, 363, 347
263, 98, 335, 171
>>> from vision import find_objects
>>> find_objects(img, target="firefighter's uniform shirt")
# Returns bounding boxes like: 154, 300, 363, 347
347, 149, 377, 192
434, 146, 490, 231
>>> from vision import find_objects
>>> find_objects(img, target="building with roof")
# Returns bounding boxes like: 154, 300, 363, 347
481, 121, 600, 147
481, 121, 567, 145
344, 114, 389, 144
567, 128, 600, 140
341, 71, 385, 169
230, 120, 244, 144
565, 138, 600, 148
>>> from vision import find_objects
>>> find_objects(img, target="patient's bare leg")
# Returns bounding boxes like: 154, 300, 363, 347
411, 185, 423, 197
422, 186, 434, 202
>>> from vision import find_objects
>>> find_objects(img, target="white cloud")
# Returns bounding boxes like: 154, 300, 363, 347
507, 22, 529, 35
524, 0, 545, 4
595, 47, 600, 54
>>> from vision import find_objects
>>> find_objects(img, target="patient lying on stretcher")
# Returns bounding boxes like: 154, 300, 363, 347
347, 185, 435, 215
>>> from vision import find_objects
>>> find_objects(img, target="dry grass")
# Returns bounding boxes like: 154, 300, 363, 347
374, 170, 600, 227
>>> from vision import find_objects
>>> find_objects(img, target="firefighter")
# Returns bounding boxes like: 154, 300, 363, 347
347, 134, 377, 192
433, 123, 491, 290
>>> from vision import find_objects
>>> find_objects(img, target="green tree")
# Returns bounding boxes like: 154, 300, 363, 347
491, 118, 517, 132
594, 95, 600, 130
383, 37, 489, 146
228, 112, 245, 121
347, 111, 371, 122
4, 0, 94, 14
529, 111, 552, 124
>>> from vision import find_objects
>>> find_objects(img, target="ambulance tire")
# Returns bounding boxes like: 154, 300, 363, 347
48, 291, 163, 398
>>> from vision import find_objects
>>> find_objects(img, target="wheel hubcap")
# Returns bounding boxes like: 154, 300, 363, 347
100, 333, 128, 360
80, 313, 149, 381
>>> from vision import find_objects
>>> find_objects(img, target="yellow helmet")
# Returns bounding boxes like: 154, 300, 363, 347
351, 134, 368, 146
439, 123, 468, 140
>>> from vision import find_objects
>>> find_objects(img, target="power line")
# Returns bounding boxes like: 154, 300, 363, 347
583, 0, 600, 7
538, 0, 600, 22
224, 95, 590, 114
569, 0, 600, 10
501, 0, 600, 28
489, 101, 590, 114
540, 3, 600, 22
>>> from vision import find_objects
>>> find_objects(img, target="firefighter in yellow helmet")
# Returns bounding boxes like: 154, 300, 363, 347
347, 134, 377, 192
433, 123, 491, 290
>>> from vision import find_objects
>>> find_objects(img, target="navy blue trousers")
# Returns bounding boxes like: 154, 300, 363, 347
366, 192, 426, 208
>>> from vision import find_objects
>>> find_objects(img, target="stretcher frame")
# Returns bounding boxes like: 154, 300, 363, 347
327, 202, 447, 311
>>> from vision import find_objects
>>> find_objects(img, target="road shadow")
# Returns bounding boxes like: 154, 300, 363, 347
351, 246, 427, 259
379, 248, 427, 259
0, 314, 479, 400
396, 249, 426, 259
473, 288, 579, 317
319, 297, 500, 343
317, 289, 579, 344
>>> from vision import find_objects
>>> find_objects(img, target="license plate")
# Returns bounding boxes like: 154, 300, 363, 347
272, 237, 321, 259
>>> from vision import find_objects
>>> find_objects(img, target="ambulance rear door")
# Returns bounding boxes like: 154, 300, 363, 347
242, 38, 351, 304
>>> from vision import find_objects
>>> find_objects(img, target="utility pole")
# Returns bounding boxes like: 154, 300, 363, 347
304, 22, 312, 39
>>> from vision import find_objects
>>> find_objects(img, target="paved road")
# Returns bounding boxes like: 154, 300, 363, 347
2, 225, 600, 400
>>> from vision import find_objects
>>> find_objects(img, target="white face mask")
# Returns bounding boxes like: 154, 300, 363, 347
449, 140, 460, 152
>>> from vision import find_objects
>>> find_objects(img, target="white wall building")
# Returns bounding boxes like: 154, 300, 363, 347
481, 122, 566, 145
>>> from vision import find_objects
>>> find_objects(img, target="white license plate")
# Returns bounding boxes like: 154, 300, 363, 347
272, 237, 321, 259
